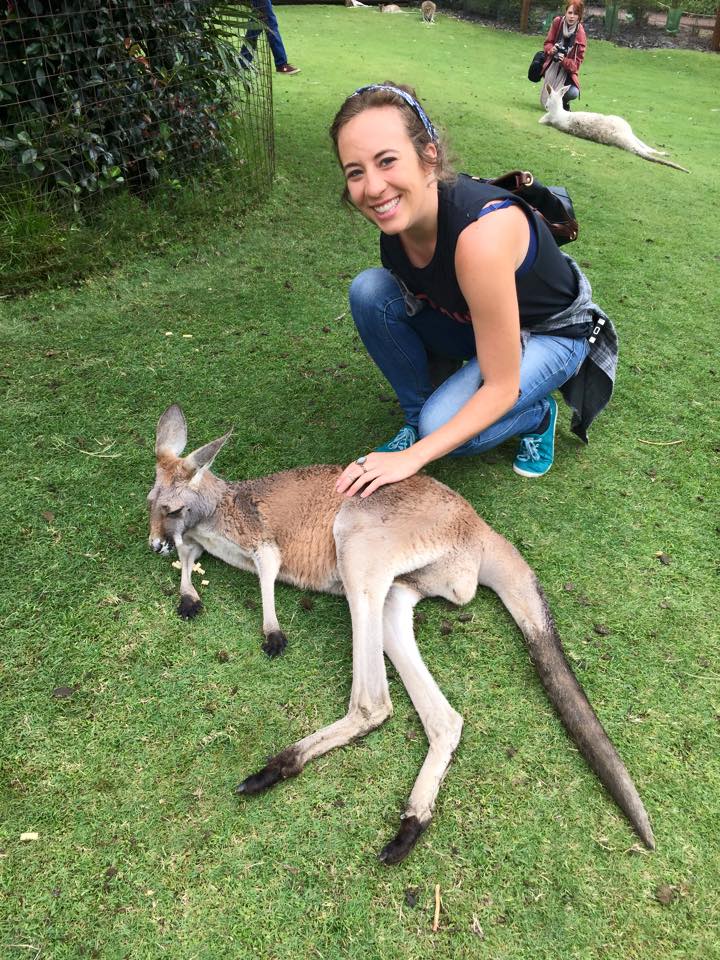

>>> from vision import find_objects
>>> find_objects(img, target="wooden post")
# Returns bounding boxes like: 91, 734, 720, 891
712, 5, 720, 50
520, 0, 532, 31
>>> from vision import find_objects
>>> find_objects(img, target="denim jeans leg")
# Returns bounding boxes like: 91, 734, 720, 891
418, 333, 590, 456
349, 268, 475, 429
262, 0, 288, 68
242, 0, 288, 68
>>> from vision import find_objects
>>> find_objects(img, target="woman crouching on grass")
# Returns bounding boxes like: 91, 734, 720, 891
331, 82, 618, 499
540, 1, 587, 111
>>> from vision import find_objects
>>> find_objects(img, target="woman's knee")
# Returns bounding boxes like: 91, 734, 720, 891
349, 268, 407, 339
418, 397, 444, 439
349, 268, 397, 315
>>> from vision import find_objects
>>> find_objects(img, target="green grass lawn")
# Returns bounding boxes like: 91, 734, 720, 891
1, 6, 719, 958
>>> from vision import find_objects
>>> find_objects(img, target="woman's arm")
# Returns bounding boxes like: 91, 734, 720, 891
543, 16, 561, 54
336, 204, 530, 498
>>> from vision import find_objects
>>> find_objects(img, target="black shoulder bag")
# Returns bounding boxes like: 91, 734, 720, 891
528, 50, 545, 82
470, 170, 579, 246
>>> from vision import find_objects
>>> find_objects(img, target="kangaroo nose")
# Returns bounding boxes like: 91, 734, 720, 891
150, 537, 174, 555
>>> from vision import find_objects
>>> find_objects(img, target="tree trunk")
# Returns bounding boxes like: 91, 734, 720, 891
712, 5, 720, 50
520, 0, 532, 31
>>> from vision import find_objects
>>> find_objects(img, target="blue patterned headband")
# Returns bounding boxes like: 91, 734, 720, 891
351, 84, 439, 143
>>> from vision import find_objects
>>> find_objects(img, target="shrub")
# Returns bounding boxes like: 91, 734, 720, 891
0, 0, 259, 200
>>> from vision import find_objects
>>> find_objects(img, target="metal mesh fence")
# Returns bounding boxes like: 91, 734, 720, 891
0, 0, 275, 213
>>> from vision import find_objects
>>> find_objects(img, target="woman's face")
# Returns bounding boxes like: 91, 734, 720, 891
564, 5, 579, 25
337, 106, 437, 235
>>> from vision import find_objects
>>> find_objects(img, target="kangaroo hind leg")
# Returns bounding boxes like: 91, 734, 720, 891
236, 554, 394, 797
378, 583, 464, 865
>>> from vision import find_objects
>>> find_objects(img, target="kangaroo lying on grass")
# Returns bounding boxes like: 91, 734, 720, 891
147, 404, 655, 863
540, 84, 689, 173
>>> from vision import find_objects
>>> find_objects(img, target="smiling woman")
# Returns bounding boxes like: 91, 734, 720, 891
328, 81, 617, 498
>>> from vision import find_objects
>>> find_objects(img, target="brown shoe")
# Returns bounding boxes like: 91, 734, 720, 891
276, 63, 300, 75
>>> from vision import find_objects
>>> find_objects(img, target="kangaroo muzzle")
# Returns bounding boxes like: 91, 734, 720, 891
150, 536, 175, 556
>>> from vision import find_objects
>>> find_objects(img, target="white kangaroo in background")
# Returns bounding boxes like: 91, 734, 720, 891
147, 404, 655, 864
540, 84, 689, 173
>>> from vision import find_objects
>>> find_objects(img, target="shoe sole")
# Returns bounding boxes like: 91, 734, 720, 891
512, 462, 552, 478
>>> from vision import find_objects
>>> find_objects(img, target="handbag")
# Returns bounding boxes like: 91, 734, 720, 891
470, 170, 579, 246
528, 50, 545, 83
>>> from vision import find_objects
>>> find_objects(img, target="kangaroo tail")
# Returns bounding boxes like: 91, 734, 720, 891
479, 533, 655, 849
639, 150, 689, 173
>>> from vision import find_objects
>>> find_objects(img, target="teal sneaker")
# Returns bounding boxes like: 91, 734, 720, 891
375, 425, 419, 453
512, 396, 558, 478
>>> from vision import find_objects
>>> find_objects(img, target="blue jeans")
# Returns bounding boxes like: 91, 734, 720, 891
241, 0, 288, 69
349, 268, 589, 456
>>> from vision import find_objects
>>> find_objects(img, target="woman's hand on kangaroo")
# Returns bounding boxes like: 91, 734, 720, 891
336, 448, 424, 498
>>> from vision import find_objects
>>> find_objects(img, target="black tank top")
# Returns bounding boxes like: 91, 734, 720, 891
380, 174, 578, 329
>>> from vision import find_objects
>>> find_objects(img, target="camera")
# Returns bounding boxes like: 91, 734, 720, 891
553, 41, 569, 61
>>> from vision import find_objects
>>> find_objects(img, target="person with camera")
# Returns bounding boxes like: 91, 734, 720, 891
539, 2, 587, 110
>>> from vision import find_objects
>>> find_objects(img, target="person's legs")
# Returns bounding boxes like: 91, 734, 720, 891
261, 0, 290, 68
240, 0, 289, 69
418, 333, 589, 456
563, 84, 580, 109
349, 268, 475, 432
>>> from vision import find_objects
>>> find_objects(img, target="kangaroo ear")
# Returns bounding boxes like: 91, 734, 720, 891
561, 84, 570, 96
156, 404, 187, 457
545, 82, 552, 96
186, 430, 233, 478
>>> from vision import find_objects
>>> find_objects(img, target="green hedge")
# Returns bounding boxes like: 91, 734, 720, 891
0, 0, 259, 200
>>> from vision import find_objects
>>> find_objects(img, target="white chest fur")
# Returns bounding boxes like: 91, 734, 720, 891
188, 527, 256, 574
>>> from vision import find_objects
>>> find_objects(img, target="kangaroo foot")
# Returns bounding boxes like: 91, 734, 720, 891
262, 630, 287, 658
235, 746, 302, 796
178, 595, 203, 620
378, 815, 426, 865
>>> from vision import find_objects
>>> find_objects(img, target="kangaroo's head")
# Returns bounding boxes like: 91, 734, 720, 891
147, 404, 232, 555
539, 83, 570, 124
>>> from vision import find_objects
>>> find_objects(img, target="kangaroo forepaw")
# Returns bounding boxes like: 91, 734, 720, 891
235, 746, 302, 796
378, 815, 427, 865
178, 595, 203, 620
262, 629, 287, 658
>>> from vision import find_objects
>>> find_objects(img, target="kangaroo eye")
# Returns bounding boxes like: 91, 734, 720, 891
166, 507, 184, 517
